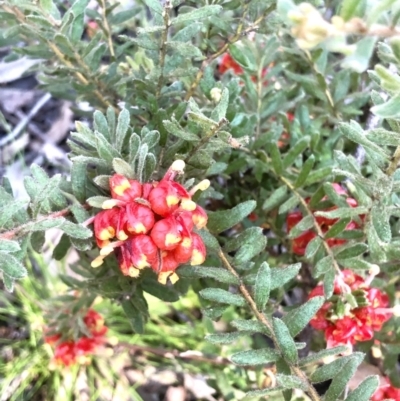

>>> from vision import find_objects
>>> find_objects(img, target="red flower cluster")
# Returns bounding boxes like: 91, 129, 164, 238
45, 309, 107, 367
92, 160, 208, 285
218, 53, 268, 81
309, 269, 393, 348
287, 184, 359, 255
371, 377, 400, 401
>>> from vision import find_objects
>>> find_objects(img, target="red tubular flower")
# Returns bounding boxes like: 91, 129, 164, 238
372, 378, 400, 401
45, 333, 61, 345
93, 208, 120, 247
148, 181, 191, 217
309, 269, 393, 347
219, 53, 244, 75
54, 341, 76, 366
126, 203, 155, 234
192, 205, 208, 229
325, 316, 358, 348
190, 233, 206, 265
151, 216, 182, 251
84, 309, 107, 337
92, 161, 208, 284
109, 175, 142, 202
173, 234, 193, 264
130, 234, 159, 270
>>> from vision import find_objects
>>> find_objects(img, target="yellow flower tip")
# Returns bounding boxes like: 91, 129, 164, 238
131, 223, 146, 234
165, 233, 181, 246
157, 271, 170, 285
169, 272, 179, 285
197, 179, 210, 191
170, 159, 185, 172
98, 227, 115, 240
102, 199, 118, 209
108, 336, 119, 346
113, 180, 131, 196
369, 264, 380, 276
135, 255, 150, 270
91, 256, 105, 268
181, 237, 192, 248
190, 250, 205, 266
117, 231, 129, 241
181, 199, 196, 211
166, 195, 180, 207
100, 245, 114, 256
128, 267, 140, 278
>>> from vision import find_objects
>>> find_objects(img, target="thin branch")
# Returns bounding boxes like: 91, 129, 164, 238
156, 0, 172, 99
0, 207, 72, 240
99, 0, 115, 60
279, 176, 343, 277
216, 247, 322, 401
116, 342, 231, 366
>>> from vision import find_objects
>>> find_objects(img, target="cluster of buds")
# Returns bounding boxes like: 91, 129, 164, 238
371, 377, 400, 401
92, 160, 208, 285
45, 309, 107, 367
287, 184, 359, 256
309, 269, 399, 349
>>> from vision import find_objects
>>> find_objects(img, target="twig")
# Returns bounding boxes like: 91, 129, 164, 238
0, 207, 71, 240
279, 176, 343, 278
99, 0, 115, 60
156, 0, 172, 99
216, 247, 322, 401
116, 342, 231, 366
0, 93, 51, 148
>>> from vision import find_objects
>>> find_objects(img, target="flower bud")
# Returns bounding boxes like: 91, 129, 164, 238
130, 235, 159, 269
210, 87, 222, 102
173, 235, 193, 264
148, 181, 189, 217
190, 233, 206, 265
109, 174, 142, 202
150, 216, 182, 250
192, 205, 208, 229
93, 209, 119, 244
126, 203, 155, 234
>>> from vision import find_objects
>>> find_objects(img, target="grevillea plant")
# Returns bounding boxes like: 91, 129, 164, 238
0, 0, 400, 399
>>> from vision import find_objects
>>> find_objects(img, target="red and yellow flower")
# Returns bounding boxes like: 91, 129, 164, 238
309, 269, 395, 349
92, 160, 208, 285
45, 309, 108, 367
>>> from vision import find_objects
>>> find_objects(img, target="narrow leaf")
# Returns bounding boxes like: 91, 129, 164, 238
254, 262, 271, 311
199, 288, 246, 306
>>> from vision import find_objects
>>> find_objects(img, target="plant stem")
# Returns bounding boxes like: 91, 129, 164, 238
0, 207, 71, 240
217, 247, 322, 401
156, 0, 172, 99
100, 0, 116, 60
386, 146, 400, 176
280, 175, 343, 277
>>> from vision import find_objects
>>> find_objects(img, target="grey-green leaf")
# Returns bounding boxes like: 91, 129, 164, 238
199, 288, 246, 306
207, 200, 256, 234
283, 296, 324, 337
254, 262, 271, 311
273, 318, 298, 364
230, 348, 280, 366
